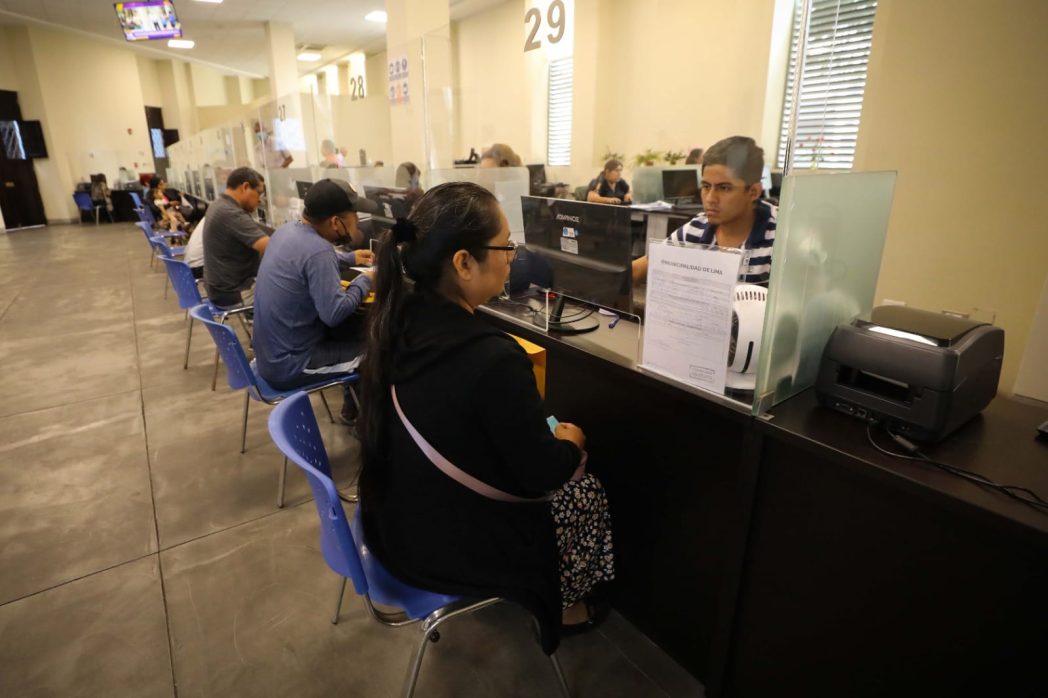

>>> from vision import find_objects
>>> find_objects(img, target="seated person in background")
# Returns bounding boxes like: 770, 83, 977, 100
479, 143, 523, 168
320, 139, 343, 168
149, 176, 187, 232
203, 167, 270, 308
357, 182, 615, 650
631, 135, 776, 286
586, 159, 632, 205
685, 147, 704, 165
254, 121, 293, 169
184, 214, 207, 279
253, 179, 380, 425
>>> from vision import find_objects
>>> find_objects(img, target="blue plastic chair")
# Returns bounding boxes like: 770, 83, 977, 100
267, 392, 571, 698
73, 191, 104, 224
159, 257, 252, 380
189, 305, 360, 505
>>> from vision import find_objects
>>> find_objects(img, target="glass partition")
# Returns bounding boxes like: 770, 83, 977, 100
753, 171, 897, 413
631, 166, 702, 204
424, 166, 530, 240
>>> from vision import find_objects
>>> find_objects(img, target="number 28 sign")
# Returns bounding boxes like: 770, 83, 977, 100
524, 0, 570, 53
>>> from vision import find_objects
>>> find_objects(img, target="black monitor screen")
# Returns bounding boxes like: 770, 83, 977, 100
521, 196, 633, 313
363, 185, 413, 220
662, 169, 700, 200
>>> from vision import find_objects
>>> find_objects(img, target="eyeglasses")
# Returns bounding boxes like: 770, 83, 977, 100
700, 182, 750, 195
481, 240, 519, 261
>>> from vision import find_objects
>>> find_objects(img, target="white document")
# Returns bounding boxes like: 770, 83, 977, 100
641, 242, 743, 394
631, 200, 675, 211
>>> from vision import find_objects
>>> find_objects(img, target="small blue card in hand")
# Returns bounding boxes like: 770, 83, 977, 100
547, 416, 559, 433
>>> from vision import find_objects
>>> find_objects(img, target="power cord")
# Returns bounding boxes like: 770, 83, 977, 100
865, 421, 1048, 514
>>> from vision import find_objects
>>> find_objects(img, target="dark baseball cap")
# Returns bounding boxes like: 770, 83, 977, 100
303, 178, 381, 218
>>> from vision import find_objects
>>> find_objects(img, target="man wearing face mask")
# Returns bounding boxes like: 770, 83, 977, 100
252, 179, 381, 423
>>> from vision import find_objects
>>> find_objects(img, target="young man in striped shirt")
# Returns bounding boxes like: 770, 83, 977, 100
632, 136, 776, 285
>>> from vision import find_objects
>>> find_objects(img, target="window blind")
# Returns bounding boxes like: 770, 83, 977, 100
777, 0, 877, 170
547, 56, 573, 167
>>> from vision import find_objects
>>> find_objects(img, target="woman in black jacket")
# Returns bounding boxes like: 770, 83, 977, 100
357, 182, 614, 653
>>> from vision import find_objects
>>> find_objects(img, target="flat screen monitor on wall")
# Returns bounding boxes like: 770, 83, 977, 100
114, 1, 182, 41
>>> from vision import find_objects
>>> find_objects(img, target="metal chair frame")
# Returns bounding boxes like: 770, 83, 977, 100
189, 305, 358, 489
268, 393, 570, 698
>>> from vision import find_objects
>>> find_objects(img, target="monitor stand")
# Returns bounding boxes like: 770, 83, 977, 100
531, 294, 600, 335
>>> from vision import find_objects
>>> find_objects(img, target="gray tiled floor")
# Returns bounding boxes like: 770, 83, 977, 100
0, 223, 704, 697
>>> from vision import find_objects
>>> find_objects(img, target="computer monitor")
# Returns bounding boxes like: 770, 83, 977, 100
362, 185, 412, 221
520, 196, 633, 314
296, 180, 313, 199
662, 169, 700, 204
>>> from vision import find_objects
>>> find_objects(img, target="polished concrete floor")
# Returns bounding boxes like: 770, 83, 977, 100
0, 222, 704, 697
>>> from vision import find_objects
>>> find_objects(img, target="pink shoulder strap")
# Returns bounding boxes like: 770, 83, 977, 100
391, 385, 552, 503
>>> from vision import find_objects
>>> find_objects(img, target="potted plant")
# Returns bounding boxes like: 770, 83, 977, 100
663, 150, 685, 165
634, 148, 661, 167
601, 147, 624, 162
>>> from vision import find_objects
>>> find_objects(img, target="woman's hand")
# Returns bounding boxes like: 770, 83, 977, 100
623, 192, 633, 203
354, 249, 375, 266
555, 422, 586, 450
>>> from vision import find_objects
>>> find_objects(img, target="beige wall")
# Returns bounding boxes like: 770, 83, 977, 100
451, 0, 778, 187
854, 0, 1048, 394
137, 56, 163, 108
0, 27, 17, 92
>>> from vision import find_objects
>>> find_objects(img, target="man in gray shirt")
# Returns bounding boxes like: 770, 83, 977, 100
203, 167, 270, 307
252, 179, 380, 423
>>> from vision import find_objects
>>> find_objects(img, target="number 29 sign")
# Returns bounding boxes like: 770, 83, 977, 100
524, 0, 569, 53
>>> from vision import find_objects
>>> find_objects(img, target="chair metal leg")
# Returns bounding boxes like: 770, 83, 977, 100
183, 317, 194, 370
332, 576, 347, 625
240, 392, 250, 454
318, 390, 335, 424
549, 652, 571, 698
348, 384, 362, 411
211, 348, 221, 391
237, 312, 253, 341
402, 630, 435, 698
277, 456, 288, 508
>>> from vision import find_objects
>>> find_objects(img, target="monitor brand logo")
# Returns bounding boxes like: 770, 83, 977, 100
556, 213, 581, 224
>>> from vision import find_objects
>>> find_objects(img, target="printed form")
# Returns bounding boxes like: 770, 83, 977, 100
641, 242, 742, 394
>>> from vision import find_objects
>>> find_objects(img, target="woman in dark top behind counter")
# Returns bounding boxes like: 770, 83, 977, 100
357, 182, 614, 653
586, 158, 632, 205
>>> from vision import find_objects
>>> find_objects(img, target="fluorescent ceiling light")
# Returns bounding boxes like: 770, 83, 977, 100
297, 52, 322, 62
168, 39, 195, 49
194, 0, 223, 4
365, 10, 388, 23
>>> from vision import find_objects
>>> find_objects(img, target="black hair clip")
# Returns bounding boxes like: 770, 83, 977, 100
392, 218, 418, 244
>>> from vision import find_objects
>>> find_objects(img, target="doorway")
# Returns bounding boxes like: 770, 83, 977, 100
0, 90, 47, 230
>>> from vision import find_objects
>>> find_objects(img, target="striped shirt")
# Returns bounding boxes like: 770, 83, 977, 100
667, 199, 777, 285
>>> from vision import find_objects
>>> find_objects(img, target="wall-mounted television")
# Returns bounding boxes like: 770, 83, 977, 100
114, 1, 182, 42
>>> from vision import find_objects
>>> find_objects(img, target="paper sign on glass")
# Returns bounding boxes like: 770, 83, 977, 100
641, 242, 742, 394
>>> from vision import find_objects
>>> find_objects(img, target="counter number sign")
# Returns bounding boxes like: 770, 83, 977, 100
524, 0, 566, 52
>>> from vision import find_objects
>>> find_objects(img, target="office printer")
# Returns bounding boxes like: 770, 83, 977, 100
815, 305, 1004, 443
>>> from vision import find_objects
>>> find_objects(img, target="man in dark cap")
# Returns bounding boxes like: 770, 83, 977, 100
252, 178, 381, 424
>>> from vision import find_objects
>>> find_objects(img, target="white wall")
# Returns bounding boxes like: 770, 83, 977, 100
854, 0, 1048, 394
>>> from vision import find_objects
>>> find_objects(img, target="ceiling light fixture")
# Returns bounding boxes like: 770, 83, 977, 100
365, 10, 388, 23
194, 0, 223, 4
297, 52, 322, 62
168, 39, 195, 49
